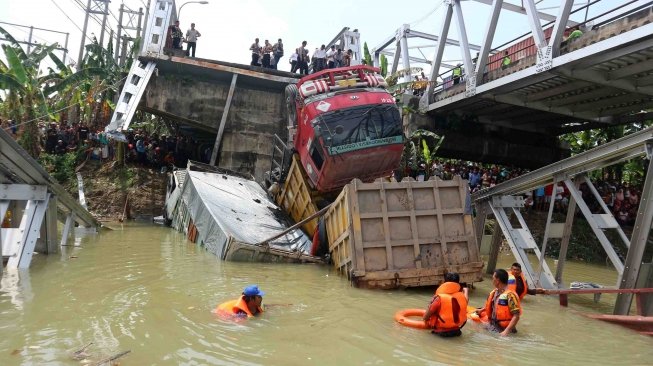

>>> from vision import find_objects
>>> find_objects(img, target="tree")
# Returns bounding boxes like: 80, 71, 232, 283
380, 54, 388, 77
363, 42, 373, 66
398, 129, 443, 179
0, 27, 106, 156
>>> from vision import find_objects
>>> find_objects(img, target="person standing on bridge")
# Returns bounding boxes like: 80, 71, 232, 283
272, 39, 284, 70
501, 51, 511, 69
334, 48, 344, 68
250, 38, 261, 66
262, 40, 273, 68
567, 27, 583, 41
290, 48, 299, 73
326, 45, 336, 69
171, 20, 184, 49
298, 41, 309, 75
452, 64, 462, 85
185, 23, 201, 58
343, 49, 352, 67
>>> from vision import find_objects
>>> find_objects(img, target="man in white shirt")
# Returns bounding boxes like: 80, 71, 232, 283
185, 23, 201, 57
326, 45, 336, 69
314, 45, 327, 72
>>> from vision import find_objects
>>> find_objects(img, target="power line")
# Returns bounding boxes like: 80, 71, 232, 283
71, 0, 116, 39
49, 0, 89, 39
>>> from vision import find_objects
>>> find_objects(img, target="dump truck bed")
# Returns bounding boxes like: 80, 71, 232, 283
324, 176, 483, 289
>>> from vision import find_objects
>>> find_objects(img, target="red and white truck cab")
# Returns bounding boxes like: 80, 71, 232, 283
285, 65, 404, 193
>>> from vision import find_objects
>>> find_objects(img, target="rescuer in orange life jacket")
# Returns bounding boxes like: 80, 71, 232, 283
508, 262, 547, 301
422, 272, 469, 337
476, 269, 521, 336
216, 285, 265, 317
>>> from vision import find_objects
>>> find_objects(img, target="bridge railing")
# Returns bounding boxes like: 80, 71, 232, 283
430, 1, 653, 100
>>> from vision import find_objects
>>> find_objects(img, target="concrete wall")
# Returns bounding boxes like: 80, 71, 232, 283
145, 75, 286, 181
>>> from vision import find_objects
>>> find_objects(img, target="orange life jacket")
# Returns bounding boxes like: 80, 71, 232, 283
483, 288, 521, 329
435, 281, 462, 296
216, 296, 263, 317
507, 270, 528, 300
428, 282, 468, 331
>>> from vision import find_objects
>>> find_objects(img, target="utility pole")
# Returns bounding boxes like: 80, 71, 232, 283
26, 26, 33, 54
77, 0, 111, 70
98, 0, 110, 47
115, 5, 144, 65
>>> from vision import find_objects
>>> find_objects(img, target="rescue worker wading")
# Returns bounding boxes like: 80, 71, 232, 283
423, 272, 469, 337
216, 285, 265, 317
507, 262, 546, 301
476, 269, 521, 336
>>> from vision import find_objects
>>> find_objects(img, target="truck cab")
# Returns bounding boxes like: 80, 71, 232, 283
285, 65, 404, 193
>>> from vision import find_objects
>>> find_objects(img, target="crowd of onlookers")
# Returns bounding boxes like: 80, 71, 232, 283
249, 38, 354, 74
397, 160, 529, 189
1, 120, 211, 171
396, 159, 644, 226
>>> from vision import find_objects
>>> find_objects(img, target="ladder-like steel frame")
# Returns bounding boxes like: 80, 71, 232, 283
473, 126, 653, 315
105, 0, 174, 134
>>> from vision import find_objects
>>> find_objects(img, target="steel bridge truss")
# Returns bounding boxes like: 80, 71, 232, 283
419, 0, 580, 98
1, 129, 98, 269
417, 0, 653, 132
372, 0, 578, 84
473, 127, 653, 315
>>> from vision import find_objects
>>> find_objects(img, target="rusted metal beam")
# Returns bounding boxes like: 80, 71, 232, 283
546, 288, 653, 295
168, 56, 299, 84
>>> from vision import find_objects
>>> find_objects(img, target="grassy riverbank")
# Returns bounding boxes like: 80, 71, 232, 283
39, 154, 167, 221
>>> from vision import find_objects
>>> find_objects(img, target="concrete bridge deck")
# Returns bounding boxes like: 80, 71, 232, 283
139, 55, 299, 181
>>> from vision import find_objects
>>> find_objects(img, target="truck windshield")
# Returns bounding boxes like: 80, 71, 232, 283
315, 104, 402, 154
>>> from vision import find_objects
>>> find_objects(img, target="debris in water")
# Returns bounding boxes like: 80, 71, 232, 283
10, 349, 21, 356
253, 198, 261, 203
28, 346, 41, 349
187, 306, 195, 310
72, 342, 93, 360
69, 256, 78, 259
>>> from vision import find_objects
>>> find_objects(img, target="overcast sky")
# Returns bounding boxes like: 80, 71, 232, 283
0, 0, 647, 75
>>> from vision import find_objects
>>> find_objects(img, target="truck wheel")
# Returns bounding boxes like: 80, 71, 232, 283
285, 84, 298, 130
316, 217, 329, 257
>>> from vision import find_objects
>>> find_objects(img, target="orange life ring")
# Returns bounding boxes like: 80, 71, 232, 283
396, 306, 486, 329
467, 305, 488, 323
394, 308, 429, 329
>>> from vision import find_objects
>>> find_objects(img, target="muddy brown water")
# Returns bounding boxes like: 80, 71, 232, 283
1, 223, 651, 365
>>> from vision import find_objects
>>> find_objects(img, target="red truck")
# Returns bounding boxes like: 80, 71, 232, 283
284, 65, 404, 193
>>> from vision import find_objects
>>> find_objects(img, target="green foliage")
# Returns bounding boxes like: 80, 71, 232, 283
398, 129, 444, 177
363, 42, 372, 66
38, 152, 77, 184
380, 54, 388, 77
116, 166, 137, 189
559, 121, 652, 185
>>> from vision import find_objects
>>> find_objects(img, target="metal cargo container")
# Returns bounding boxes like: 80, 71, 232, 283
324, 177, 483, 289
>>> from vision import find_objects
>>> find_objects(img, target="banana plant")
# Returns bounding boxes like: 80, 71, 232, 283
0, 26, 106, 156
398, 129, 443, 178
